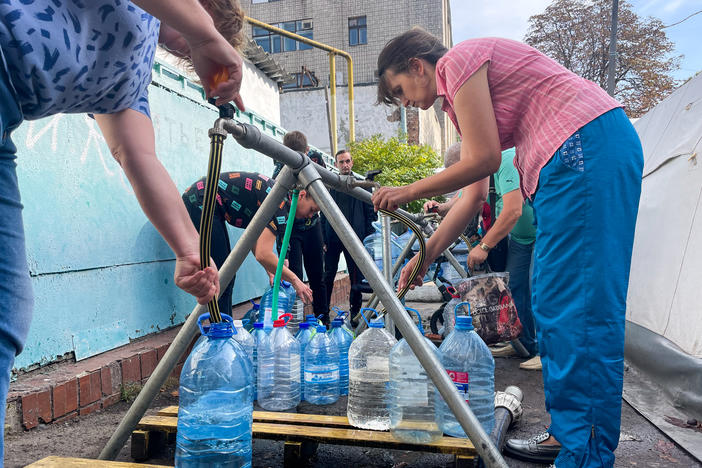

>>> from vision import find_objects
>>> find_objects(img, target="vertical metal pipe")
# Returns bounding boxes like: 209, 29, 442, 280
607, 0, 619, 95
329, 52, 338, 155
346, 57, 355, 143
297, 166, 507, 468
381, 213, 395, 334
99, 167, 298, 460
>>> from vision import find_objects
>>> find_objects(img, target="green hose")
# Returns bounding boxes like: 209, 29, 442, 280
271, 189, 299, 320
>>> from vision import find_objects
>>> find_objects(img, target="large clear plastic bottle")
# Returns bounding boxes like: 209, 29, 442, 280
436, 311, 495, 436
388, 308, 443, 444
347, 312, 397, 430
442, 297, 463, 338
176, 314, 253, 467
295, 322, 316, 401
329, 318, 353, 395
304, 325, 340, 405
260, 281, 295, 328
257, 315, 301, 411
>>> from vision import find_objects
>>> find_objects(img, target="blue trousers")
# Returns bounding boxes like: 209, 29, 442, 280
506, 238, 537, 356
531, 107, 643, 467
0, 60, 33, 465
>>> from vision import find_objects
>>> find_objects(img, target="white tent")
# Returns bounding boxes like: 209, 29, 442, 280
625, 72, 702, 460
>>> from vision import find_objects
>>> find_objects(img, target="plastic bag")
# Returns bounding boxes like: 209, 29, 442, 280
456, 272, 522, 345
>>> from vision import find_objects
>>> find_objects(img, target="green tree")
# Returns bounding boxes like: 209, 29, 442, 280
525, 0, 680, 117
348, 133, 442, 213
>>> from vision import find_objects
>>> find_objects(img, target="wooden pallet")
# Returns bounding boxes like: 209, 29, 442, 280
133, 406, 477, 467
26, 456, 171, 467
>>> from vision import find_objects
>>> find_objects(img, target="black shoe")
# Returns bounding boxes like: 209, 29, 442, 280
504, 431, 561, 464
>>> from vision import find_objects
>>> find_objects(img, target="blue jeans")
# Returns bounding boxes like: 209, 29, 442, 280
0, 59, 33, 465
506, 238, 536, 356
532, 108, 643, 468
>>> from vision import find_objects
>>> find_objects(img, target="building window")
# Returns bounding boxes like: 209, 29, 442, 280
348, 16, 367, 46
281, 71, 319, 90
252, 20, 313, 54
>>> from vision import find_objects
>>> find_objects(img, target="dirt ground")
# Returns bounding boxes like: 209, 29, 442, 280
7, 302, 701, 468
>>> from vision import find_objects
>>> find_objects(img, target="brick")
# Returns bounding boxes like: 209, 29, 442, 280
36, 389, 52, 423
52, 383, 67, 419
171, 363, 184, 379
78, 401, 101, 416
121, 355, 141, 384
78, 371, 101, 406
21, 393, 38, 429
102, 394, 121, 408
101, 362, 121, 396
156, 343, 170, 362
65, 378, 78, 413
140, 349, 157, 380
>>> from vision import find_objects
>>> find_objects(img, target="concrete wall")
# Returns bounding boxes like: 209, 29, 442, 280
13, 60, 285, 371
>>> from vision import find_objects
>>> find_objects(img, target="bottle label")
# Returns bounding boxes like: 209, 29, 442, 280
447, 370, 469, 404
305, 367, 340, 383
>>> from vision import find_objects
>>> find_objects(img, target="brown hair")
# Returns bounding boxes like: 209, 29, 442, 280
180, 0, 245, 73
444, 142, 462, 168
283, 130, 308, 152
377, 27, 448, 106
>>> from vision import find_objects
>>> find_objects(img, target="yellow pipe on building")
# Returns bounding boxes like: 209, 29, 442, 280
245, 16, 355, 150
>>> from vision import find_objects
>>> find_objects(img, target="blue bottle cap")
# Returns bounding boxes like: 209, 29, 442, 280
253, 322, 264, 329
299, 322, 310, 330
331, 319, 342, 328
281, 280, 292, 287
306, 314, 317, 322
316, 325, 327, 333
207, 321, 234, 338
455, 315, 474, 331
368, 318, 384, 328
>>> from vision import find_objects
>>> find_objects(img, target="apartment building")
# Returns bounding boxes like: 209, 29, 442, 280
241, 0, 456, 155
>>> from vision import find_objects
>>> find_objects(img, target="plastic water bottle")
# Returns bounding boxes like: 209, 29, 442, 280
442, 297, 464, 338
257, 315, 301, 411
304, 325, 340, 405
295, 322, 315, 401
242, 301, 260, 330
287, 297, 305, 336
347, 310, 397, 430
260, 281, 296, 328
251, 322, 268, 401
176, 313, 253, 467
329, 319, 353, 395
388, 308, 442, 444
436, 305, 495, 436
306, 314, 320, 327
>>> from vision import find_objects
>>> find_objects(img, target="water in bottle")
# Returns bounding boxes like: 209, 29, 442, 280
295, 322, 315, 401
388, 308, 442, 444
329, 319, 353, 395
437, 310, 495, 436
176, 314, 253, 467
304, 325, 340, 405
347, 311, 397, 430
257, 315, 301, 411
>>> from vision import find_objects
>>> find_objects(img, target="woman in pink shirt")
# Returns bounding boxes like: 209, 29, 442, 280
372, 28, 643, 468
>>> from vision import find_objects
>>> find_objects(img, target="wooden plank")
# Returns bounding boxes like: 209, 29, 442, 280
136, 416, 476, 457
130, 430, 149, 461
25, 456, 172, 467
156, 407, 353, 428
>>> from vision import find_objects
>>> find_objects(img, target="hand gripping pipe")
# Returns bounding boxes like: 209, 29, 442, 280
98, 147, 300, 459
222, 121, 507, 467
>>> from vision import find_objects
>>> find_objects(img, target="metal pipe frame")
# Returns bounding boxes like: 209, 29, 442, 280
295, 164, 506, 467
99, 162, 299, 460
381, 213, 395, 334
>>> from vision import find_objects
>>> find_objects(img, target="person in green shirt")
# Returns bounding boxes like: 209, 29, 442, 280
424, 145, 539, 369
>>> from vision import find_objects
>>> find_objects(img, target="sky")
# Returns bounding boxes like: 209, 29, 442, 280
449, 0, 702, 82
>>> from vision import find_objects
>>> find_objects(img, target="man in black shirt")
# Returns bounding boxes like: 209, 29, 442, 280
322, 150, 376, 323
182, 171, 317, 314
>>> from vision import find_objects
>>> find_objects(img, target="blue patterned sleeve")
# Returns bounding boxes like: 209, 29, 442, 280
127, 86, 151, 119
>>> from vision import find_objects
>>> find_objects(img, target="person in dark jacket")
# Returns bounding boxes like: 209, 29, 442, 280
322, 149, 377, 323
274, 131, 329, 323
